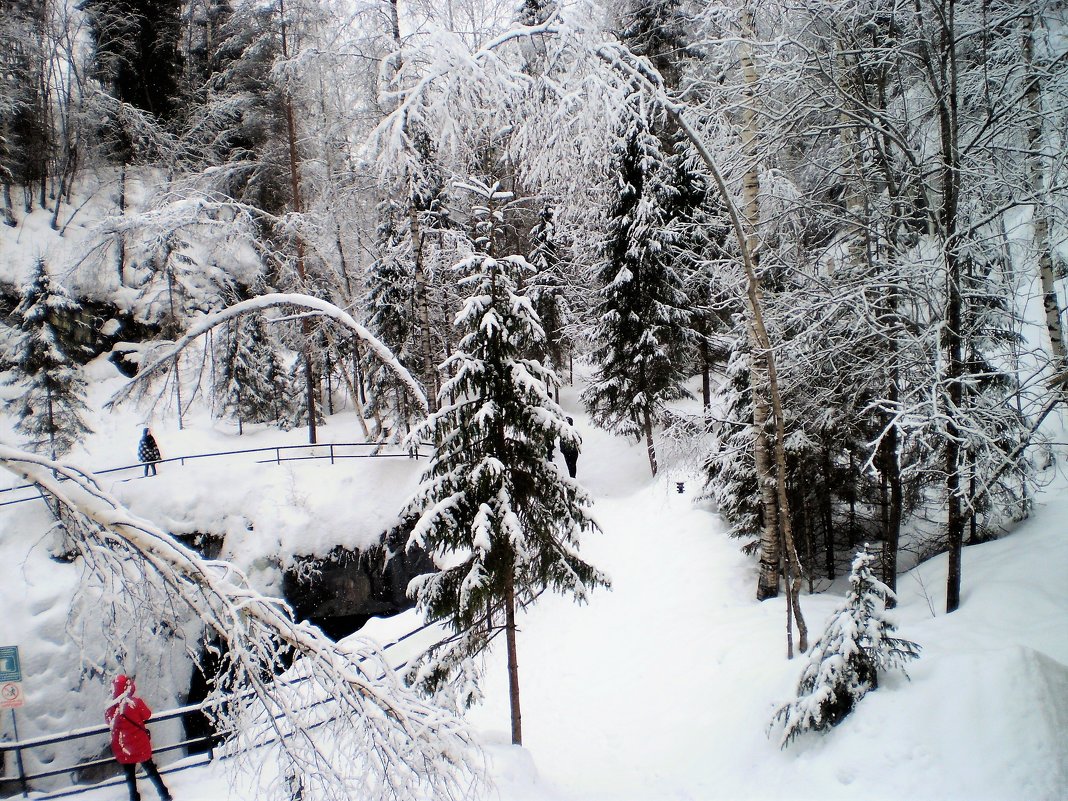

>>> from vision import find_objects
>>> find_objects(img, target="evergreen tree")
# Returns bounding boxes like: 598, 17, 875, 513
771, 548, 921, 747
3, 259, 93, 458
705, 340, 762, 551
582, 109, 693, 476
0, 0, 50, 212
185, 0, 289, 212
526, 206, 571, 384
216, 312, 290, 433
84, 0, 184, 122
405, 201, 608, 745
362, 198, 426, 440
184, 0, 235, 97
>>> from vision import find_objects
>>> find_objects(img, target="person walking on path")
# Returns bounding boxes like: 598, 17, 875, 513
105, 674, 173, 801
138, 428, 161, 477
560, 417, 580, 479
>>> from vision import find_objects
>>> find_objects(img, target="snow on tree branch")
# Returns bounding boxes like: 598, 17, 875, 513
107, 293, 429, 414
0, 443, 479, 801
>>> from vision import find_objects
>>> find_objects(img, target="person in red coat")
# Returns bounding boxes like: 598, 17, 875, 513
105, 675, 172, 801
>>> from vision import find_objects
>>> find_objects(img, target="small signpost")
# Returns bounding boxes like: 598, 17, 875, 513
0, 645, 28, 797
0, 645, 23, 709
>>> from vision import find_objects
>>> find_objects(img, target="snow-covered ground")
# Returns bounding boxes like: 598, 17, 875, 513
2, 370, 1067, 801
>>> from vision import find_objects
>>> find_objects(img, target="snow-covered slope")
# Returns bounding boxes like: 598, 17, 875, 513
1, 376, 1066, 801
464, 469, 1068, 801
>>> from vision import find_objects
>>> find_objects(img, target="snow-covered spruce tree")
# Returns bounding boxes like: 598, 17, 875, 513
771, 548, 920, 747
363, 132, 454, 437
405, 194, 608, 746
216, 311, 291, 433
0, 0, 51, 215
83, 0, 183, 123
526, 206, 572, 389
705, 338, 762, 552
3, 259, 93, 459
582, 105, 692, 477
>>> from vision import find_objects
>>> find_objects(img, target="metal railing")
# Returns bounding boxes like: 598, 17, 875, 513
0, 617, 447, 800
0, 442, 429, 508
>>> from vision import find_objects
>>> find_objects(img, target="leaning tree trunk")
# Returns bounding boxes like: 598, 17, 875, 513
1023, 10, 1067, 370
738, 8, 782, 603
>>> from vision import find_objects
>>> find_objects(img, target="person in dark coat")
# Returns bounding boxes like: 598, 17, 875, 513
105, 675, 172, 801
559, 416, 580, 479
138, 428, 161, 477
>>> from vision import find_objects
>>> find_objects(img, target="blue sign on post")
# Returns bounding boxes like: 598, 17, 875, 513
0, 646, 21, 682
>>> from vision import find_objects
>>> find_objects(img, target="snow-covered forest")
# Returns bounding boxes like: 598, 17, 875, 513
0, 0, 1066, 799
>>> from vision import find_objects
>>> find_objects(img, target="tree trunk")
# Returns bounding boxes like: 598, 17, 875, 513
387, 0, 439, 412
752, 342, 781, 600
700, 335, 711, 409
624, 20, 809, 649
926, 0, 965, 613
1022, 11, 1066, 368
409, 209, 440, 411
117, 165, 127, 286
280, 0, 317, 445
738, 10, 782, 602
1, 184, 14, 227
880, 397, 902, 596
821, 446, 835, 580
505, 555, 522, 746
643, 404, 658, 477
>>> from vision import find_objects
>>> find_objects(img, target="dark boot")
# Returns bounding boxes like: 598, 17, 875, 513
141, 760, 172, 800
123, 763, 141, 801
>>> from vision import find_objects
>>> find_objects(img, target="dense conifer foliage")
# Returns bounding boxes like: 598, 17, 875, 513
0, 1, 1064, 792
404, 188, 607, 744
2, 259, 93, 458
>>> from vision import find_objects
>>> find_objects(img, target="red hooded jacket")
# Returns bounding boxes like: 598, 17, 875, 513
104, 675, 154, 764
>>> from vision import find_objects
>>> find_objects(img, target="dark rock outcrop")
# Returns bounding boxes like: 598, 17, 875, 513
282, 534, 435, 641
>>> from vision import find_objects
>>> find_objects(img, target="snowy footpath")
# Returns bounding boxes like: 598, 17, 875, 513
4, 381, 1068, 801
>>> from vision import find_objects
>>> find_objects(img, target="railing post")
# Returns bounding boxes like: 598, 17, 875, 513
330, 444, 335, 465
276, 448, 281, 465
9, 710, 29, 798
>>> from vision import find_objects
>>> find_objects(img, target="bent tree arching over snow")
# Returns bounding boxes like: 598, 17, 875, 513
107, 293, 430, 416
0, 445, 479, 801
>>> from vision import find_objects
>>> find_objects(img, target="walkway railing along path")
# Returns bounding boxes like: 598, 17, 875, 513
0, 441, 428, 508
0, 615, 452, 800
0, 438, 437, 798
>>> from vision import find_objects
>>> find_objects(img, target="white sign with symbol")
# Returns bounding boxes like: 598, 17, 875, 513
1, 682, 23, 709
0, 646, 23, 709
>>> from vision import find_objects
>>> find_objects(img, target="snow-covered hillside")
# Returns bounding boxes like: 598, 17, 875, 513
2, 375, 1066, 801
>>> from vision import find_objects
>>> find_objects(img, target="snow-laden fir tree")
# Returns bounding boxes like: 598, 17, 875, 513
362, 198, 426, 440
405, 187, 608, 746
0, 0, 50, 216
526, 206, 571, 391
704, 339, 762, 551
2, 259, 93, 458
216, 311, 291, 433
582, 108, 692, 476
771, 547, 920, 747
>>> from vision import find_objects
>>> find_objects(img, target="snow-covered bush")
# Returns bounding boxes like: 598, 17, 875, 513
771, 547, 921, 747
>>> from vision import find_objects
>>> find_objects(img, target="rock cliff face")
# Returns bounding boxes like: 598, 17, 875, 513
180, 529, 435, 751
0, 286, 156, 372
282, 534, 434, 639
